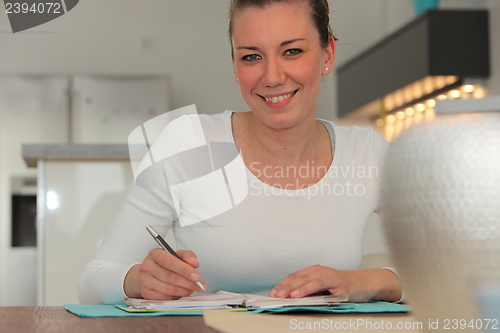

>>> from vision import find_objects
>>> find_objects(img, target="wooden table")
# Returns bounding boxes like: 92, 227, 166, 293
0, 307, 219, 333
0, 306, 422, 333
204, 309, 422, 333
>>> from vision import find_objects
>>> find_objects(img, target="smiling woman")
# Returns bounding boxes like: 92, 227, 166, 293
77, 0, 402, 305
229, 0, 335, 190
231, 1, 333, 127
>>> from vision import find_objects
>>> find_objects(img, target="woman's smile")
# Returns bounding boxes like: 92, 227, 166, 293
258, 89, 298, 108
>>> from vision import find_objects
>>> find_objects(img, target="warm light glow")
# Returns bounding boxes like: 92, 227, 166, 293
435, 76, 446, 89
425, 107, 436, 121
385, 96, 394, 111
473, 86, 486, 99
377, 79, 484, 139
394, 90, 404, 107
413, 82, 423, 99
450, 90, 460, 98
423, 76, 434, 95
404, 86, 413, 103
464, 85, 474, 93
386, 115, 396, 124
445, 76, 458, 85
413, 106, 423, 123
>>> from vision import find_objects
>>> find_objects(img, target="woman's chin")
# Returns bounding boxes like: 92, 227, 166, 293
256, 112, 305, 130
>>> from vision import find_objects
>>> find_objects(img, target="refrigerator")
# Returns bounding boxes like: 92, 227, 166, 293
0, 74, 171, 305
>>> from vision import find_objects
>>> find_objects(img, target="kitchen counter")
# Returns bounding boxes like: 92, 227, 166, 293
21, 143, 133, 305
22, 144, 129, 167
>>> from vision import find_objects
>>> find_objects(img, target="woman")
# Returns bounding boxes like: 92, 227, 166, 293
78, 0, 402, 304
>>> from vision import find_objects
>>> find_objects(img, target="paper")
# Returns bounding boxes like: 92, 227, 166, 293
125, 292, 245, 310
115, 303, 247, 314
123, 291, 347, 311
240, 293, 348, 309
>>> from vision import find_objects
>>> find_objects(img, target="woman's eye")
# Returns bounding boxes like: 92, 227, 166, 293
242, 54, 262, 62
284, 49, 302, 56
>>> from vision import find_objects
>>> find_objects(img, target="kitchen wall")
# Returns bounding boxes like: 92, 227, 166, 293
0, 0, 498, 305
1, 0, 499, 118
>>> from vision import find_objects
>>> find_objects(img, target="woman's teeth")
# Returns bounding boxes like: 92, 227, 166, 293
264, 91, 295, 103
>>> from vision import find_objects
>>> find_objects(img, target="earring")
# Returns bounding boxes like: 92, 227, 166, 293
324, 67, 329, 71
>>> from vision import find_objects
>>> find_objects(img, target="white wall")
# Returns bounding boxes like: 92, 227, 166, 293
1, 1, 498, 121
482, 1, 500, 96
0, 76, 68, 306
0, 1, 247, 115
0, 0, 334, 120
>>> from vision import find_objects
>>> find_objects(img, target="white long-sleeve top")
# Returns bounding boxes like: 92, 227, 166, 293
77, 111, 389, 304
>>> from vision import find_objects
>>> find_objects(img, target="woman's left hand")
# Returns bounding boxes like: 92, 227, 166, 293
269, 265, 402, 303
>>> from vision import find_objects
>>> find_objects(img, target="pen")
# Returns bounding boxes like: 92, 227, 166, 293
146, 225, 206, 291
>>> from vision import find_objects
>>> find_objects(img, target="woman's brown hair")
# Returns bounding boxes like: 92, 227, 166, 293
228, 0, 336, 57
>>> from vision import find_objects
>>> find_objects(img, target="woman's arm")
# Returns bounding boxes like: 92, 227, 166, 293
77, 181, 179, 304
269, 265, 402, 302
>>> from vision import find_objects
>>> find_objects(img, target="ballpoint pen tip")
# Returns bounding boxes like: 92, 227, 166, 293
146, 225, 158, 238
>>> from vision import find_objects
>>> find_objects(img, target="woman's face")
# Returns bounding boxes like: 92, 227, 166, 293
231, 1, 335, 130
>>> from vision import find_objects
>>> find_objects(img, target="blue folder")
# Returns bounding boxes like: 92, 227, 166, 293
64, 302, 409, 318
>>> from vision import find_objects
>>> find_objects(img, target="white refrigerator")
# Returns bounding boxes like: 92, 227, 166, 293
0, 74, 171, 305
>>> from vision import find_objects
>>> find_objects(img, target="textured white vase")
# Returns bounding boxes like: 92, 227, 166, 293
380, 112, 500, 332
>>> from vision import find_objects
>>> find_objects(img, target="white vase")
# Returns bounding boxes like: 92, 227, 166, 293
380, 112, 500, 332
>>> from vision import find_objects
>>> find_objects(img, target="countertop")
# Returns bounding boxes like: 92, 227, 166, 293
22, 143, 129, 167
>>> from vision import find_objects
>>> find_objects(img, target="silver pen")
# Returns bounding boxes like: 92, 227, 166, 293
146, 225, 205, 291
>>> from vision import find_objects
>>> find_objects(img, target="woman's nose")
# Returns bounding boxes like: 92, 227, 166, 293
261, 58, 285, 87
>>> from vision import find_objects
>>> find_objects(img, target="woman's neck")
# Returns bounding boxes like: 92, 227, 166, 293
243, 111, 326, 165
232, 111, 332, 189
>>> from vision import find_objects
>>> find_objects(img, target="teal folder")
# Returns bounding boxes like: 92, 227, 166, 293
247, 302, 409, 314
64, 304, 205, 317
64, 302, 409, 318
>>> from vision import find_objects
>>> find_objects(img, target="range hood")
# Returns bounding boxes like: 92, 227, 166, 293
337, 10, 490, 120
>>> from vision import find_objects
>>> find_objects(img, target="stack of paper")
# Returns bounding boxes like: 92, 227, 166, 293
124, 292, 245, 310
240, 293, 347, 309
119, 291, 347, 312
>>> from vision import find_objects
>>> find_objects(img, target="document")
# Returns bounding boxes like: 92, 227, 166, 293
120, 291, 348, 311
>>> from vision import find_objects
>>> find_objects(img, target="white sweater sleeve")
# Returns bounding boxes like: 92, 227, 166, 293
77, 180, 178, 304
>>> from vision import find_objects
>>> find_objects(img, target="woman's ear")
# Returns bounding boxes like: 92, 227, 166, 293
322, 36, 336, 75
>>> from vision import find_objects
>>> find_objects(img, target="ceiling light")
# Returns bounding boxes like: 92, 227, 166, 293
464, 85, 474, 93
450, 90, 461, 98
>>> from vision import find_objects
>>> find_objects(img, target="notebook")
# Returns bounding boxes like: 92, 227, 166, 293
121, 291, 348, 311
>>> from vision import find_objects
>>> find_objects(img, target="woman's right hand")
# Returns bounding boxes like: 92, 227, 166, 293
124, 249, 206, 300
